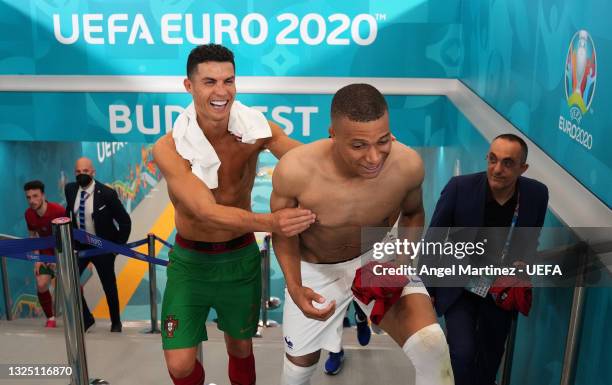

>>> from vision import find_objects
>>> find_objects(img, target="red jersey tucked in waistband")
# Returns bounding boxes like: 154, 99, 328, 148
175, 233, 256, 253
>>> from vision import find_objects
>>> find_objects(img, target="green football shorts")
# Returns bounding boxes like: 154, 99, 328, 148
161, 233, 261, 350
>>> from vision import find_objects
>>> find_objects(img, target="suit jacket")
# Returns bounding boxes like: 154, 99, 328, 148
65, 180, 131, 246
425, 171, 548, 316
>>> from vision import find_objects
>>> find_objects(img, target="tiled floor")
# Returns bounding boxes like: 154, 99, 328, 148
0, 319, 416, 385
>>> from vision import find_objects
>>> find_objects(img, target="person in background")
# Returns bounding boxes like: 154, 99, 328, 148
23, 180, 66, 328
323, 301, 371, 375
426, 134, 548, 385
65, 157, 132, 333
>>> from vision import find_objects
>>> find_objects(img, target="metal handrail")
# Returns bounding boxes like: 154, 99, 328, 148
535, 239, 612, 260
0, 233, 20, 240
0, 233, 19, 321
144, 234, 160, 334
500, 237, 611, 385
1, 254, 11, 320
559, 242, 589, 385
499, 313, 518, 385
1, 232, 169, 326
52, 218, 90, 384
0, 233, 64, 321
256, 234, 280, 337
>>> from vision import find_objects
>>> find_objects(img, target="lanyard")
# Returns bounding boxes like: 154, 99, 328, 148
500, 191, 520, 262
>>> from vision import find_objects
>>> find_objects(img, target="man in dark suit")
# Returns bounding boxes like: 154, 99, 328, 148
425, 134, 548, 385
65, 157, 131, 333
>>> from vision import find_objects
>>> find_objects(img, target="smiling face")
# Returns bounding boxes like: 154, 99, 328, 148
184, 61, 236, 124
330, 112, 392, 179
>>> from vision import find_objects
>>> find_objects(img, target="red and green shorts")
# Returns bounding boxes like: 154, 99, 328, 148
161, 233, 261, 350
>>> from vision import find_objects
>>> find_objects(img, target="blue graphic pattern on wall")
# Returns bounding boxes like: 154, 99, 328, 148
460, 0, 612, 208
0, 0, 462, 77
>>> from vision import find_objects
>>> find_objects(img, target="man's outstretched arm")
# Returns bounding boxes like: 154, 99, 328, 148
264, 122, 301, 159
153, 133, 314, 236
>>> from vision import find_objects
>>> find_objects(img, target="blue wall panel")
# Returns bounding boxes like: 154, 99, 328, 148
459, 2, 612, 383
460, 0, 612, 208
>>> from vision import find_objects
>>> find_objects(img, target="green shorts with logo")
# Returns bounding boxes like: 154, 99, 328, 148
161, 236, 261, 350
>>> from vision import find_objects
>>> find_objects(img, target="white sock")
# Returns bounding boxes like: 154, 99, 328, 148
281, 356, 317, 385
402, 323, 454, 385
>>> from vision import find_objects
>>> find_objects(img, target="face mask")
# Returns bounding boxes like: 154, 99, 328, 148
76, 174, 92, 188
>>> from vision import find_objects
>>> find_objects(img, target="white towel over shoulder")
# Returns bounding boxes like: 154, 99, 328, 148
171, 101, 271, 189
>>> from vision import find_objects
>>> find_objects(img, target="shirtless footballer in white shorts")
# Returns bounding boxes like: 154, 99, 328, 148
271, 84, 454, 385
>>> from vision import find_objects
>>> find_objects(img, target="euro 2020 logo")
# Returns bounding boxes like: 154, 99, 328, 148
564, 30, 597, 124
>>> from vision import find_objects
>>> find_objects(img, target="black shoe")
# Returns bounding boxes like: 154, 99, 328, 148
84, 316, 95, 333
342, 316, 351, 328
110, 322, 122, 333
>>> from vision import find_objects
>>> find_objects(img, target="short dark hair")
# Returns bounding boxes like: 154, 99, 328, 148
493, 133, 528, 163
186, 44, 235, 78
331, 84, 388, 122
24, 180, 45, 193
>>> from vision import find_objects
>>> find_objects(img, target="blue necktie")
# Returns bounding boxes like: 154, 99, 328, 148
78, 191, 88, 229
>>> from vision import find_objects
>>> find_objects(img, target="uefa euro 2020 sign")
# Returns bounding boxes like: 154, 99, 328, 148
559, 30, 596, 150
565, 30, 597, 121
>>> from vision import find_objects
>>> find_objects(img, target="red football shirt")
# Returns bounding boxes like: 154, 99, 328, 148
24, 202, 66, 255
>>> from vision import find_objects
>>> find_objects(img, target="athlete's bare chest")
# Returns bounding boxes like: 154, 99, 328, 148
211, 141, 261, 204
298, 176, 406, 227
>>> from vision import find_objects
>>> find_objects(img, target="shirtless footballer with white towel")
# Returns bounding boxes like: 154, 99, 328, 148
271, 84, 454, 385
153, 44, 316, 385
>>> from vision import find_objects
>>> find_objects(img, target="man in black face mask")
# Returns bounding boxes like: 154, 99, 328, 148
65, 156, 132, 332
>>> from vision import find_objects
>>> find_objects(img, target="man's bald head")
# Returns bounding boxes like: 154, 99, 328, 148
74, 157, 95, 177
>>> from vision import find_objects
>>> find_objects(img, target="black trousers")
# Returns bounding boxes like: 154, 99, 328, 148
444, 290, 514, 385
79, 253, 121, 325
